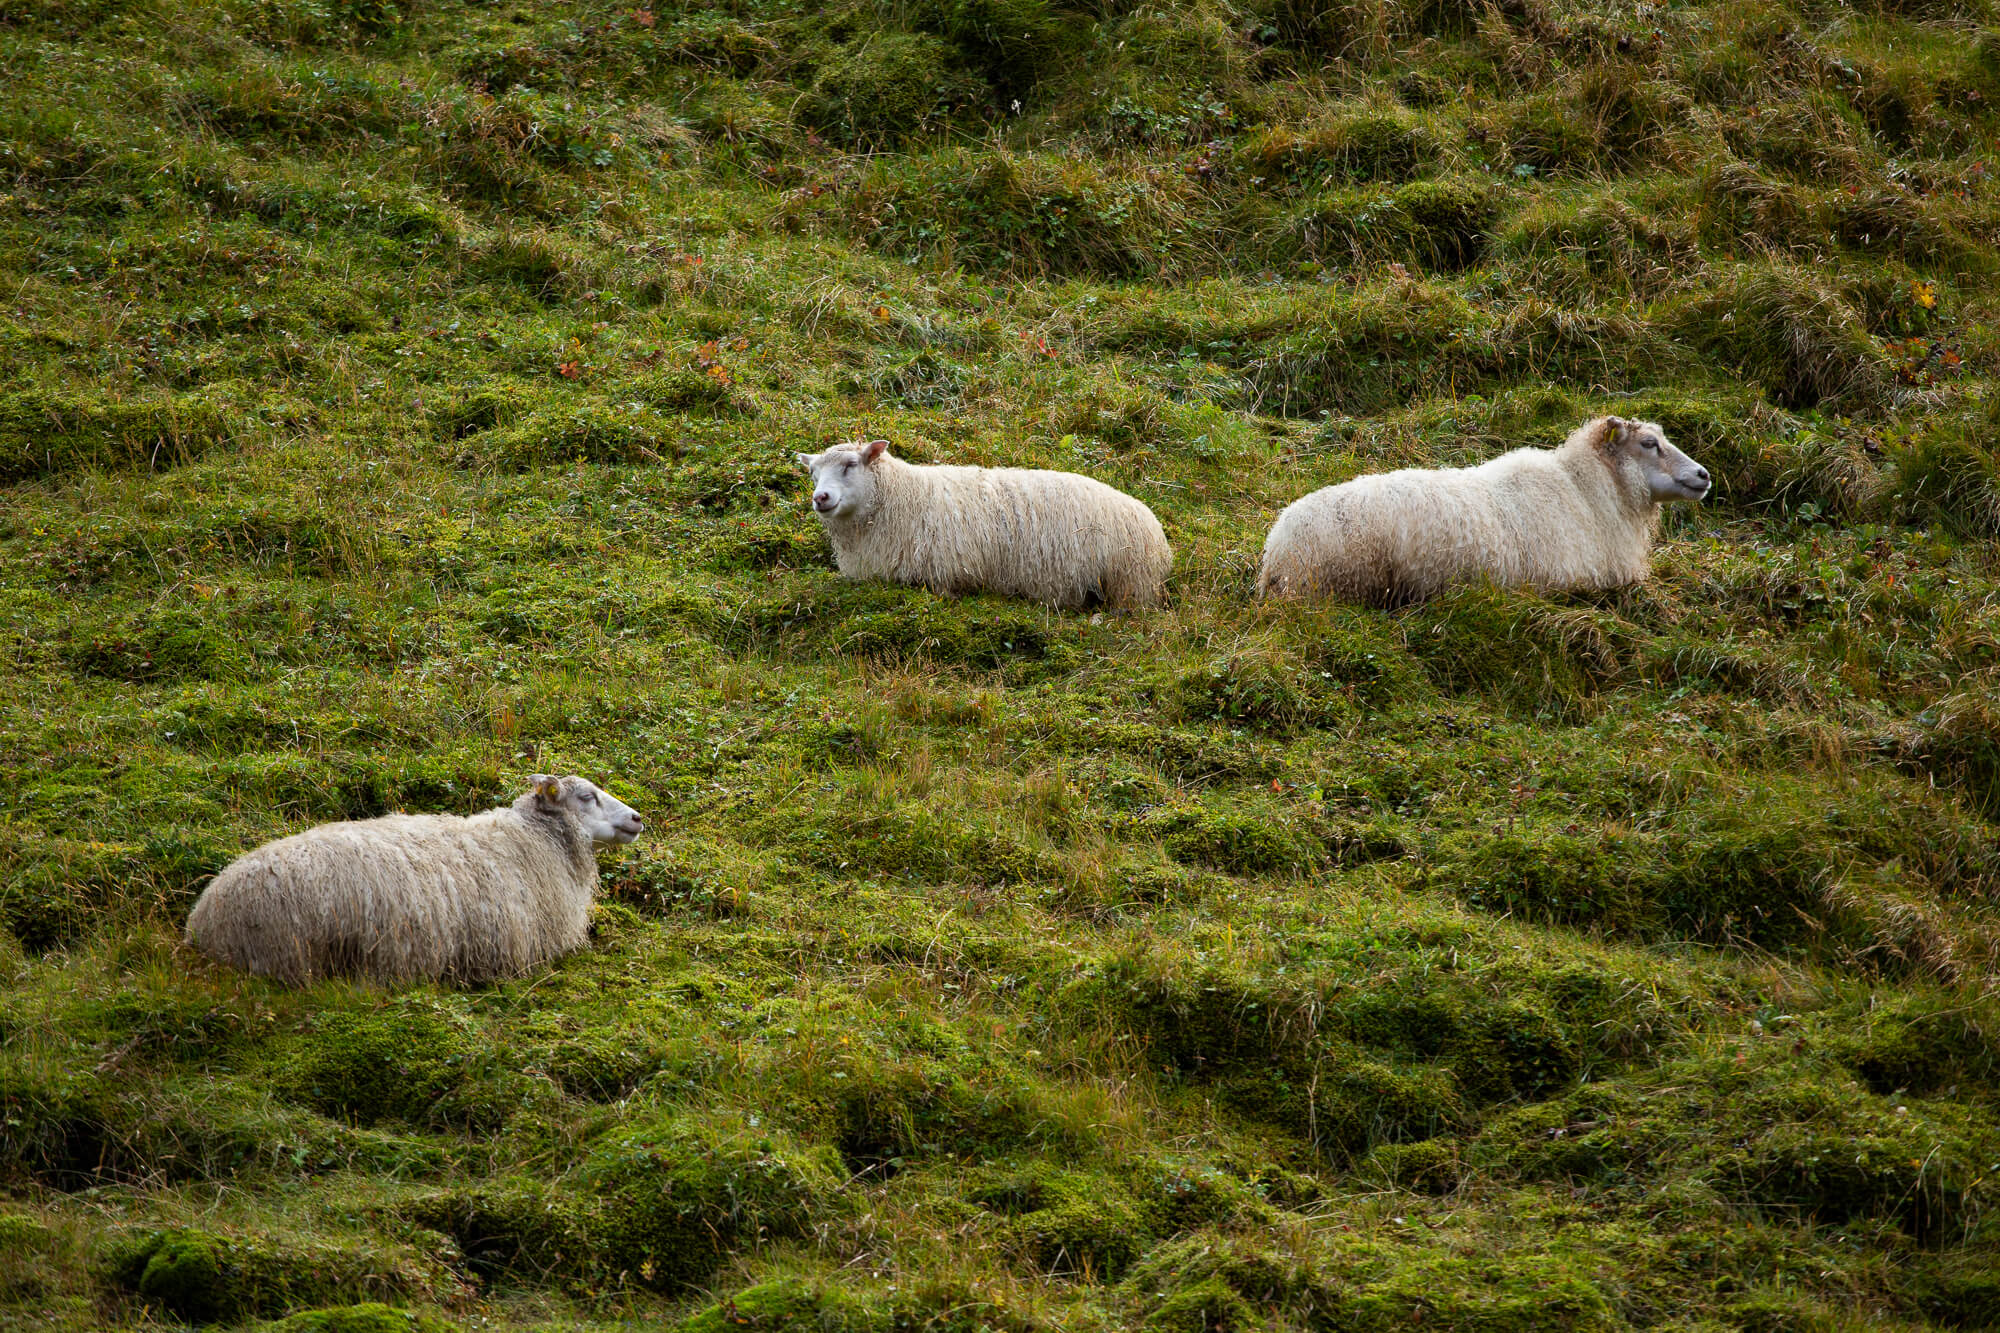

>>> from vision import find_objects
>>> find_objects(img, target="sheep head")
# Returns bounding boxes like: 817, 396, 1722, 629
795, 439, 891, 520
531, 774, 645, 845
1600, 416, 1711, 504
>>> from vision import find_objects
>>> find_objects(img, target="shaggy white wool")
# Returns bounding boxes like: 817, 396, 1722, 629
1257, 416, 1711, 605
184, 775, 642, 986
797, 439, 1173, 609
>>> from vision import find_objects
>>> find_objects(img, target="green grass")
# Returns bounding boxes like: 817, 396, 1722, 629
3, 0, 2000, 1328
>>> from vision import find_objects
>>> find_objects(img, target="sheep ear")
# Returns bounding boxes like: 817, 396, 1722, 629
794, 452, 815, 470
860, 438, 888, 463
1604, 415, 1627, 434
532, 774, 561, 802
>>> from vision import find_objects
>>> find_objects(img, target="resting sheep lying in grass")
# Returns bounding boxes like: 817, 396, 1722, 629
1257, 415, 1711, 606
184, 775, 643, 986
796, 439, 1172, 609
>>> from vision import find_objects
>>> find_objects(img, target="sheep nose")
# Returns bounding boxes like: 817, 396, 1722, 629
813, 492, 832, 511
1695, 466, 1711, 483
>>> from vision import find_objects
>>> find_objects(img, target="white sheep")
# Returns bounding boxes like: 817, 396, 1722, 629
795, 439, 1172, 609
184, 775, 643, 986
1256, 415, 1711, 605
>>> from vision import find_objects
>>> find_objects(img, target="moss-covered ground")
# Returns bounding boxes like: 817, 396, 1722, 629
4, 0, 2000, 1327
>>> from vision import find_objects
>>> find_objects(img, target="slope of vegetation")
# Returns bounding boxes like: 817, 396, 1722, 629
4, 0, 2000, 1328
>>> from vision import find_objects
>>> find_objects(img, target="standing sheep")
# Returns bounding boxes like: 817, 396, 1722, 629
1257, 415, 1711, 606
184, 775, 643, 986
796, 439, 1173, 609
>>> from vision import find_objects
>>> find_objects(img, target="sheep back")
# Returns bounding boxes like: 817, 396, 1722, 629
831, 458, 1171, 609
184, 801, 596, 986
1258, 423, 1656, 605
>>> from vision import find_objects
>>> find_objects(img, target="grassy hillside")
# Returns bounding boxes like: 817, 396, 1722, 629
4, 0, 2000, 1327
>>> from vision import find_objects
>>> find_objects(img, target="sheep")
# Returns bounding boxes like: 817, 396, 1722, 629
795, 439, 1172, 609
1256, 415, 1711, 606
184, 775, 643, 986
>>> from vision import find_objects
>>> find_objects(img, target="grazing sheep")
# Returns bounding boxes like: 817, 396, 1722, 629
796, 439, 1172, 609
184, 775, 643, 986
1257, 415, 1711, 605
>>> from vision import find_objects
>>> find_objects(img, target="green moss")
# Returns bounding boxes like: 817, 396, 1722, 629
1060, 962, 1478, 1158
1290, 177, 1496, 273
106, 1227, 405, 1323
1434, 827, 1641, 928
1243, 111, 1438, 185
255, 1305, 456, 1333
1291, 620, 1422, 706
1433, 787, 1899, 949
820, 1044, 1048, 1168
1723, 1105, 1994, 1237
460, 400, 713, 471
428, 385, 532, 442
582, 1115, 841, 1290
677, 1277, 876, 1332
407, 1177, 593, 1287
1169, 648, 1350, 734
734, 582, 1073, 675
538, 1029, 670, 1100
1141, 1276, 1254, 1332
0, 388, 237, 481
1092, 7, 1252, 123
1848, 998, 2000, 1099
1913, 1253, 2000, 1328
1143, 799, 1323, 877
1332, 1254, 1620, 1331
0, 1213, 54, 1252
971, 1164, 1149, 1279
1239, 284, 1515, 416
280, 1005, 481, 1130
801, 34, 983, 148
70, 607, 253, 683
126, 1226, 228, 1322
912, 0, 1068, 89
844, 151, 1182, 278
1137, 1159, 1267, 1233
1501, 64, 1672, 175
1485, 1060, 2000, 1238
0, 829, 229, 950
1, 1055, 137, 1189
1334, 988, 1579, 1103
1400, 587, 1622, 718
1120, 1231, 1332, 1329
1363, 1138, 1461, 1193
